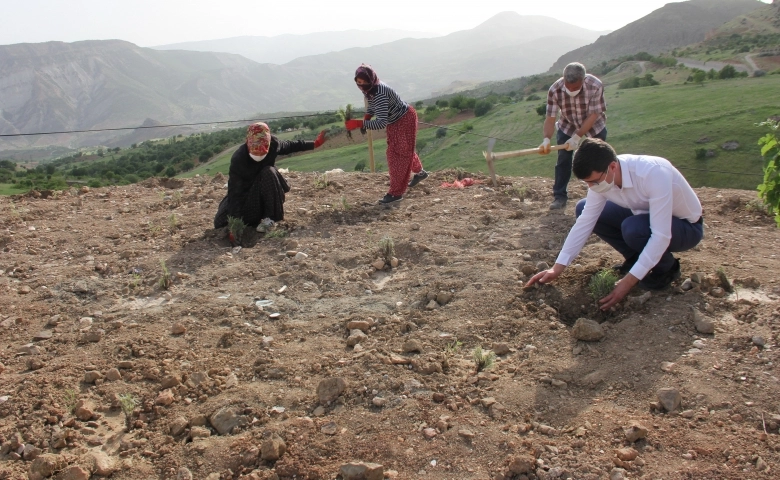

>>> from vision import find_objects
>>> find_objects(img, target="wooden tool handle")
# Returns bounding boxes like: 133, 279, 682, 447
484, 144, 568, 161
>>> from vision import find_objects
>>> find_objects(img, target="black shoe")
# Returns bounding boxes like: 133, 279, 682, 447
408, 170, 429, 188
612, 253, 640, 275
549, 198, 567, 210
639, 258, 681, 290
378, 193, 403, 204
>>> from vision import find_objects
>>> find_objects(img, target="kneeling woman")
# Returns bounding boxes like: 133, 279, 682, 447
214, 122, 326, 232
344, 64, 427, 204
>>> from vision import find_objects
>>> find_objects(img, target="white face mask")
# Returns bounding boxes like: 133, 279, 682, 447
565, 87, 581, 97
249, 153, 267, 162
589, 169, 614, 194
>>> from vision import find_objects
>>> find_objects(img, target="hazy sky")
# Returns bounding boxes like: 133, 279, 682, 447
0, 0, 771, 47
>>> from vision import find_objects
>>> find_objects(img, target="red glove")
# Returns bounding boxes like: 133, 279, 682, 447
363, 114, 371, 121
345, 119, 364, 131
313, 130, 327, 148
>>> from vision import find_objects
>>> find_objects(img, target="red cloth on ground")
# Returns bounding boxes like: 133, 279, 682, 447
385, 106, 423, 196
440, 178, 478, 188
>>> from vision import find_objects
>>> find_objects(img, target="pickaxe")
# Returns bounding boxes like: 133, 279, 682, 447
483, 139, 570, 187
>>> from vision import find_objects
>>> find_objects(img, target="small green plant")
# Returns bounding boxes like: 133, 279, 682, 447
227, 215, 246, 243
472, 345, 495, 372
454, 167, 467, 181
130, 273, 141, 289
148, 224, 163, 236
117, 393, 137, 430
313, 173, 329, 189
716, 267, 733, 293
444, 340, 462, 357
588, 269, 619, 300
340, 196, 351, 211
63, 389, 78, 413
171, 191, 183, 207
168, 213, 179, 233
158, 260, 172, 290
507, 185, 528, 199
757, 120, 780, 227
694, 148, 708, 160
378, 236, 395, 263
265, 229, 288, 239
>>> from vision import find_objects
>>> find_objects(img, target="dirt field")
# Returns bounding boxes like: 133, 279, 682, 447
0, 169, 779, 480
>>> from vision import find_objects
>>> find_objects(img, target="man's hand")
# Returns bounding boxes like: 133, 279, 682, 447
345, 119, 364, 131
598, 274, 638, 310
313, 130, 327, 148
538, 138, 551, 154
565, 134, 582, 151
525, 263, 566, 288
363, 114, 372, 121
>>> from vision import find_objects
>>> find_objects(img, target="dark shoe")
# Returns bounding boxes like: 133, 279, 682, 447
408, 170, 429, 188
639, 258, 681, 290
378, 193, 403, 204
549, 198, 567, 210
612, 253, 640, 275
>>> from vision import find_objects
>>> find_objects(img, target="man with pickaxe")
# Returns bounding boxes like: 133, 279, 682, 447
539, 62, 607, 211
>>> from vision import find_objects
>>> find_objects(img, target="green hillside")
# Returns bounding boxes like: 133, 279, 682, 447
186, 75, 779, 191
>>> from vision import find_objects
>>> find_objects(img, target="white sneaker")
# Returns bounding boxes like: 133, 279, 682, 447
256, 218, 274, 233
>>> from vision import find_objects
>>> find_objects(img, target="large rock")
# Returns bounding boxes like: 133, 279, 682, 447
571, 318, 605, 341
209, 406, 248, 435
59, 466, 90, 480
624, 421, 648, 443
317, 377, 347, 404
29, 454, 68, 479
691, 307, 715, 334
84, 451, 117, 477
339, 462, 384, 480
507, 454, 535, 474
260, 432, 287, 461
657, 388, 682, 412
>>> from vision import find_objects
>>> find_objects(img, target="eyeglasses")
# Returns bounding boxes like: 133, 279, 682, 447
583, 170, 608, 186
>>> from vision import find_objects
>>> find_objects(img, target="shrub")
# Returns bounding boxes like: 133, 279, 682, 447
474, 100, 493, 117
526, 94, 541, 101
536, 104, 547, 116
425, 105, 439, 114
695, 148, 708, 160
354, 160, 366, 172
436, 100, 449, 108
472, 346, 495, 372
588, 269, 618, 300
435, 127, 447, 139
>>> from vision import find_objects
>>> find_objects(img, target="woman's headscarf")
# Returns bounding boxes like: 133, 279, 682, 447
246, 122, 271, 158
354, 64, 380, 98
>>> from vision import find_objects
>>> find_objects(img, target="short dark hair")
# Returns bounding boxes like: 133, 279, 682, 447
572, 138, 617, 179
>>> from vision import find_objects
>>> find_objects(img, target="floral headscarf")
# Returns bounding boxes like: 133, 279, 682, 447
354, 64, 380, 98
246, 122, 271, 156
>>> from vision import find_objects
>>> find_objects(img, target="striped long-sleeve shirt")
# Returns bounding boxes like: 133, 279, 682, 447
546, 74, 607, 137
364, 82, 409, 130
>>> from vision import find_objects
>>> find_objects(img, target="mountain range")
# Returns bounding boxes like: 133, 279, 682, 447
551, 0, 765, 71
152, 29, 441, 65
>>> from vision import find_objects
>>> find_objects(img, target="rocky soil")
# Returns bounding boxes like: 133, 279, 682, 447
0, 169, 779, 480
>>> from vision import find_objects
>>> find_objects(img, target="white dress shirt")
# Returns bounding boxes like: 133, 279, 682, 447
555, 154, 702, 280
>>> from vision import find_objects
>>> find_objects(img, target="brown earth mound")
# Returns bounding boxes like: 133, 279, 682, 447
0, 171, 778, 479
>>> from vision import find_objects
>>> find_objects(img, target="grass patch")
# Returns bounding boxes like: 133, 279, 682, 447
589, 269, 619, 300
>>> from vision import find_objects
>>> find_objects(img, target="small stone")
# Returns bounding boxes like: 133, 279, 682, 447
294, 252, 308, 261
260, 432, 287, 461
680, 410, 695, 419
339, 462, 384, 480
347, 329, 368, 347
321, 422, 338, 435
571, 318, 605, 342
710, 287, 727, 298
33, 330, 53, 341
84, 451, 117, 477
161, 374, 181, 389
660, 362, 675, 373
155, 389, 175, 406
752, 336, 766, 347
177, 467, 194, 480
458, 429, 475, 439
26, 357, 46, 371
372, 259, 386, 270
29, 454, 68, 479
171, 323, 186, 335
83, 371, 102, 384
690, 272, 702, 283
425, 300, 438, 310
691, 307, 714, 334
209, 406, 248, 435
402, 339, 422, 353
169, 417, 189, 436
372, 397, 386, 407
189, 426, 210, 439
346, 320, 371, 332
657, 388, 682, 412
390, 257, 399, 268
756, 456, 768, 471
81, 329, 104, 343
492, 342, 510, 355
317, 377, 347, 404
625, 421, 648, 442
422, 428, 437, 439
536, 261, 549, 271
610, 468, 627, 480
507, 454, 535, 474
105, 368, 121, 381
615, 447, 639, 461
436, 291, 453, 305
521, 265, 537, 276
59, 465, 90, 480
680, 278, 693, 291
0, 362, 4, 374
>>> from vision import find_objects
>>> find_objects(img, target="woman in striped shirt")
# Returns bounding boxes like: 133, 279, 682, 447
345, 64, 428, 204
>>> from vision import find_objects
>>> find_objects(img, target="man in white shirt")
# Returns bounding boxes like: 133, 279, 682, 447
527, 138, 704, 310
